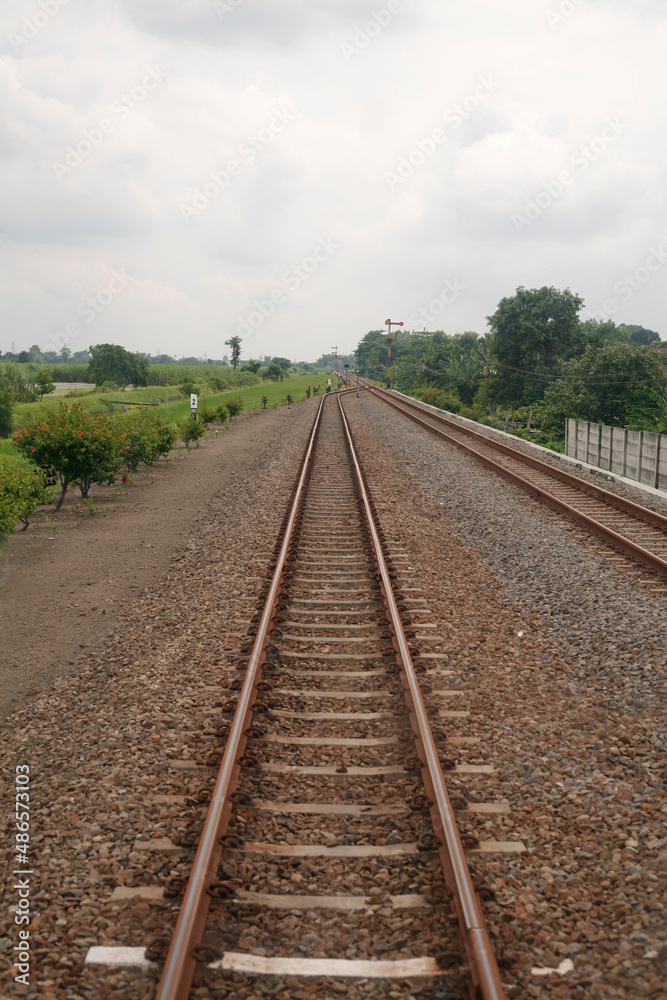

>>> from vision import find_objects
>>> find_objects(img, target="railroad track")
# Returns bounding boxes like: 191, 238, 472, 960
86, 391, 512, 999
361, 382, 667, 580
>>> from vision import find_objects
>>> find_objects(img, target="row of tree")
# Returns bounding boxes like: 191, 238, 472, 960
354, 287, 666, 441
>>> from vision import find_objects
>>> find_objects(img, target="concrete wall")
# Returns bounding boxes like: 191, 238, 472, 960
567, 419, 666, 489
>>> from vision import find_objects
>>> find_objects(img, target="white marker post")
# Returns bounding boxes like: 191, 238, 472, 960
190, 393, 198, 420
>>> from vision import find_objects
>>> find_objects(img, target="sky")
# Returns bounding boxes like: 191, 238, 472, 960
1, 0, 666, 362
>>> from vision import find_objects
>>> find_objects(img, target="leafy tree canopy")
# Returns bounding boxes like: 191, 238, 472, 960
539, 343, 666, 435
486, 286, 584, 405
88, 343, 149, 388
618, 324, 662, 346
225, 336, 242, 369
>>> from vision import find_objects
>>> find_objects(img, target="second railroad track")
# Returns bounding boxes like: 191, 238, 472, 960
363, 383, 667, 581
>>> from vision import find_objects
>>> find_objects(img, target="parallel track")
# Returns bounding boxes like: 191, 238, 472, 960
147, 392, 507, 1000
362, 383, 667, 580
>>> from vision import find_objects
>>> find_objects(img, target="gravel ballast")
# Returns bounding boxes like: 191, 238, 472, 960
1, 392, 665, 1000
0, 401, 319, 1000
343, 392, 666, 1000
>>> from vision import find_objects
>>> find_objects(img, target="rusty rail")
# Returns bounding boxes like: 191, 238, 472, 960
154, 395, 326, 1000
367, 384, 667, 532
337, 393, 507, 1000
363, 383, 667, 580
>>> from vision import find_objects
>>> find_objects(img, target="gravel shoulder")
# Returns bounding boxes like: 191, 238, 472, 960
0, 399, 319, 999
0, 409, 308, 721
1, 393, 664, 1000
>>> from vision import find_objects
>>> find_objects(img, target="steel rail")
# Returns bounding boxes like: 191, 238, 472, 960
366, 383, 667, 532
337, 393, 507, 1000
363, 383, 667, 580
154, 394, 326, 1000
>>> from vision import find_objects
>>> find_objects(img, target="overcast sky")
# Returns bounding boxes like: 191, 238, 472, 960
1, 0, 666, 362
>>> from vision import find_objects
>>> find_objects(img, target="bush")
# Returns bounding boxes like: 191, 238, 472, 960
216, 402, 228, 423
0, 459, 51, 542
178, 413, 207, 449
480, 415, 504, 430
117, 409, 177, 471
197, 407, 217, 425
180, 381, 196, 396
226, 396, 244, 420
14, 402, 121, 509
0, 390, 13, 436
415, 387, 462, 413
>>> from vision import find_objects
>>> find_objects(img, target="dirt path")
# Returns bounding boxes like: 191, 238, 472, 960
0, 404, 315, 721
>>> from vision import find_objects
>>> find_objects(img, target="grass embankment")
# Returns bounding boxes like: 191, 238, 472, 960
12, 373, 327, 427
0, 439, 25, 463
1, 374, 329, 456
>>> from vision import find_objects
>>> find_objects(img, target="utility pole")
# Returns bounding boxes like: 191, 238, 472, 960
384, 319, 403, 390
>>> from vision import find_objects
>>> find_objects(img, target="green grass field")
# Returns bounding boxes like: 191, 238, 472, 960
1, 374, 333, 457
11, 373, 329, 425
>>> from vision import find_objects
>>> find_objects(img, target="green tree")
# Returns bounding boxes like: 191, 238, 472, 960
628, 389, 667, 433
244, 359, 261, 373
539, 344, 667, 436
34, 370, 56, 401
14, 403, 122, 509
0, 390, 13, 436
116, 410, 177, 471
88, 344, 149, 388
487, 286, 584, 405
0, 460, 51, 541
265, 364, 282, 381
225, 336, 242, 369
619, 324, 662, 346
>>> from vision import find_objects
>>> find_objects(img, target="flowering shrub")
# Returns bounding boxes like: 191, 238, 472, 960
14, 403, 120, 509
115, 409, 177, 471
0, 459, 51, 542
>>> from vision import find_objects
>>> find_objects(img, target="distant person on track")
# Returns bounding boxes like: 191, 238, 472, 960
327, 378, 331, 393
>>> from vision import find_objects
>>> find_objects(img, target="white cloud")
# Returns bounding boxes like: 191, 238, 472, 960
1, 0, 666, 360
